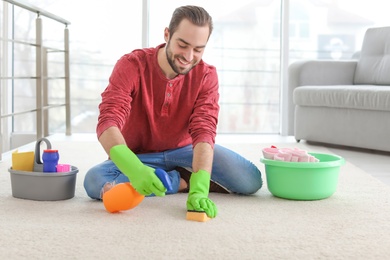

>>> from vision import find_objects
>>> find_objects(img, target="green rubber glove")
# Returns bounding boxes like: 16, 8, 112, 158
186, 170, 218, 218
110, 145, 166, 196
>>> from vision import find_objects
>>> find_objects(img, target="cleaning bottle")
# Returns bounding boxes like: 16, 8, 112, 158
42, 149, 59, 172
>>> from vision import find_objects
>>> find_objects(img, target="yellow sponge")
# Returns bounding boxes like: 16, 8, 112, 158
186, 210, 211, 222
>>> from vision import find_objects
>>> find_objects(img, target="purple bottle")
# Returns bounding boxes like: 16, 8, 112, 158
43, 149, 59, 172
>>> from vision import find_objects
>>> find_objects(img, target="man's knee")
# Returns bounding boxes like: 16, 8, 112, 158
83, 168, 103, 200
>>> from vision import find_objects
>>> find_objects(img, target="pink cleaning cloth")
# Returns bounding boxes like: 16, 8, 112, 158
262, 146, 319, 162
56, 164, 71, 172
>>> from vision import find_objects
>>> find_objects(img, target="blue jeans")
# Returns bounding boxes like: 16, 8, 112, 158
83, 144, 262, 199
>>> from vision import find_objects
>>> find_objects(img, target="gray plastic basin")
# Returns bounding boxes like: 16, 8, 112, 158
8, 166, 78, 201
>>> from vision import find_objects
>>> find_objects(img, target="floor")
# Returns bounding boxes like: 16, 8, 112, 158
3, 133, 390, 187
315, 141, 390, 186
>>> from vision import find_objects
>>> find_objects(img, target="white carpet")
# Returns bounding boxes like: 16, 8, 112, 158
1, 140, 390, 259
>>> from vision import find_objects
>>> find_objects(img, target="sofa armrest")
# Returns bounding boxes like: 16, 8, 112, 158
286, 60, 358, 135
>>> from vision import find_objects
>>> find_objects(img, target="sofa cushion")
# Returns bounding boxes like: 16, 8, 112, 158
293, 85, 390, 112
354, 27, 390, 85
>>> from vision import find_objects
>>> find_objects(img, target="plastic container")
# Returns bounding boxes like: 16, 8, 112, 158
8, 167, 78, 201
43, 149, 59, 172
8, 137, 78, 201
260, 153, 345, 200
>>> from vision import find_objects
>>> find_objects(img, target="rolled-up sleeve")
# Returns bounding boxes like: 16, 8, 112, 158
97, 56, 137, 138
189, 68, 220, 148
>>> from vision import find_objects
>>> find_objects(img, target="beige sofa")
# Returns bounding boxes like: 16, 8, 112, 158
287, 26, 390, 152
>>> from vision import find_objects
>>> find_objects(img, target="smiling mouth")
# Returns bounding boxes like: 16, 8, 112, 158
178, 57, 191, 65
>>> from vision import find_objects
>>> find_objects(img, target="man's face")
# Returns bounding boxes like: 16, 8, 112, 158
165, 19, 210, 75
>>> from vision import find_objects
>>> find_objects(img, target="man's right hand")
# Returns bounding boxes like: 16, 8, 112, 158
110, 145, 166, 196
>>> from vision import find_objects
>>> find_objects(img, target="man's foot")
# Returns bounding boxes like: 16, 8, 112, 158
209, 180, 230, 194
175, 167, 230, 194
176, 167, 191, 193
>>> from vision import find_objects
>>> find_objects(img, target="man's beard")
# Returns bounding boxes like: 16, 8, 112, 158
165, 41, 197, 75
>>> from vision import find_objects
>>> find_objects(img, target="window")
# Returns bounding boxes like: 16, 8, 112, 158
2, 0, 390, 156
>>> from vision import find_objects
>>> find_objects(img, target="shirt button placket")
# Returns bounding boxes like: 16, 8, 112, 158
162, 82, 173, 115
167, 82, 173, 98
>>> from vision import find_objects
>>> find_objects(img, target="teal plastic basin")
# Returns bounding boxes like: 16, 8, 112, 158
260, 153, 345, 200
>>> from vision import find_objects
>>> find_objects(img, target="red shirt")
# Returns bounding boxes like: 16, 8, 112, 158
97, 44, 220, 153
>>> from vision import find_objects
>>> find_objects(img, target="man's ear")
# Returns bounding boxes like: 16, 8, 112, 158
164, 27, 170, 42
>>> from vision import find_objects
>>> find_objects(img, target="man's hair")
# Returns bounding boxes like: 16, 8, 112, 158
168, 5, 213, 39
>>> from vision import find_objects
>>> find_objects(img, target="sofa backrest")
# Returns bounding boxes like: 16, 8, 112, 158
354, 26, 390, 85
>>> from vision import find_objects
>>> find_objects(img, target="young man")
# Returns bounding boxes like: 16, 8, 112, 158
84, 5, 262, 218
